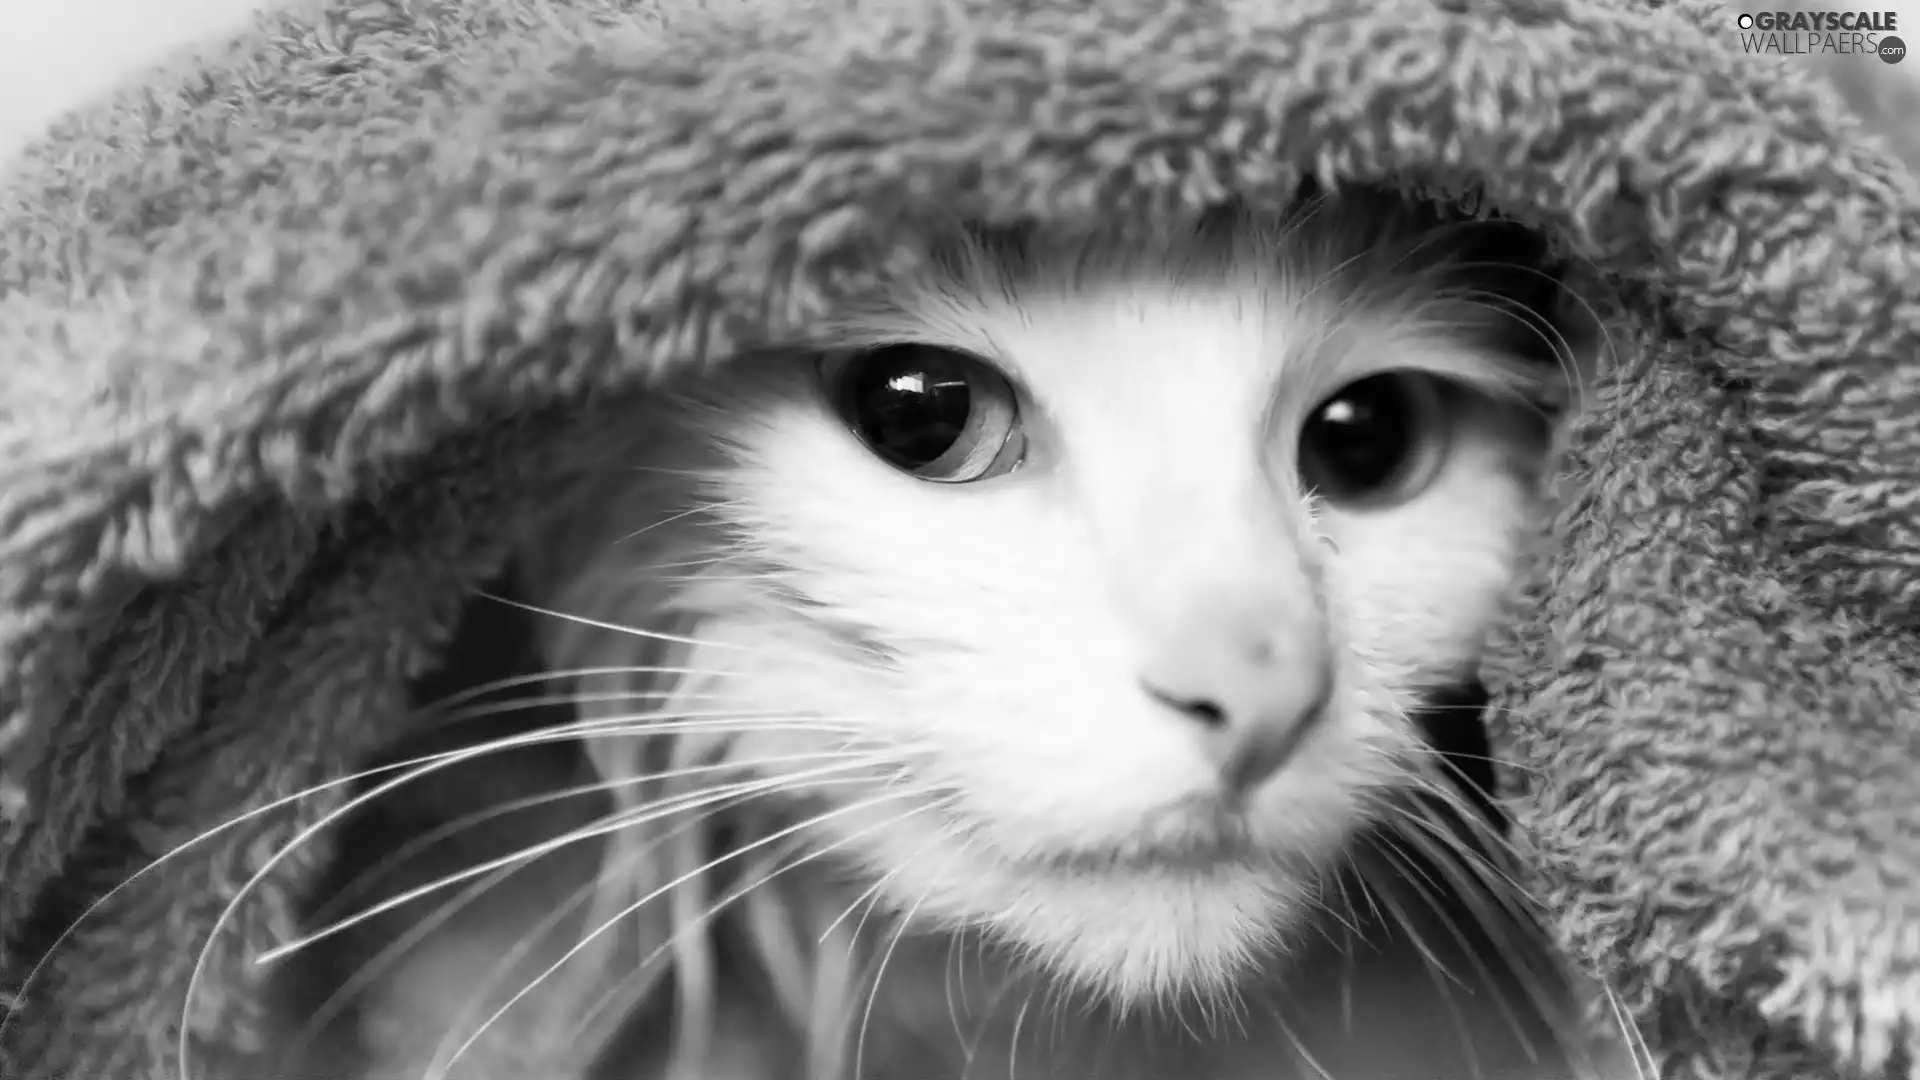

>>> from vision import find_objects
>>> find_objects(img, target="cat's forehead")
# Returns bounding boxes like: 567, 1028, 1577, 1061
954, 268, 1338, 434
834, 207, 1542, 422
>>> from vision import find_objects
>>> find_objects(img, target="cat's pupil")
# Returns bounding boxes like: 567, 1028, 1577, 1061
846, 346, 974, 470
1298, 373, 1429, 502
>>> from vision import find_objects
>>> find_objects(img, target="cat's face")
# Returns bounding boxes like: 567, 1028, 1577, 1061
570, 199, 1575, 1008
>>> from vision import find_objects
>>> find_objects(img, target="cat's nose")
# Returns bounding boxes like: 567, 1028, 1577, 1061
1138, 612, 1334, 797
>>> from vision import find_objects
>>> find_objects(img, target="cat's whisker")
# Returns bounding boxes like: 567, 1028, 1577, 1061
576, 791, 964, 1072
280, 831, 560, 1064
1351, 835, 1462, 986
1332, 847, 1381, 948
1405, 739, 1549, 780
448, 867, 627, 1073
307, 746, 861, 928
1428, 255, 1618, 405
1004, 990, 1033, 1080
820, 849, 913, 946
645, 571, 793, 586
481, 591, 791, 657
3, 769, 392, 1040
618, 555, 742, 575
1360, 805, 1536, 966
1599, 977, 1657, 1080
175, 731, 626, 1076
574, 717, 863, 746
1324, 871, 1363, 1037
845, 827, 980, 1071
1381, 814, 1516, 936
431, 788, 935, 1076
264, 758, 883, 963
417, 664, 769, 718
1290, 237, 1408, 315
406, 711, 865, 763
1303, 214, 1499, 321
1359, 851, 1493, 1077
422, 694, 860, 740
1335, 838, 1387, 938
570, 827, 796, 1059
503, 797, 811, 1062
425, 705, 854, 757
1381, 773, 1535, 900
1371, 743, 1513, 836
18, 707, 803, 1050
610, 498, 748, 546
1430, 289, 1585, 411
620, 463, 729, 481
942, 919, 982, 1057
1267, 187, 1333, 250
424, 780, 893, 1075
853, 849, 952, 1080
1258, 998, 1338, 1080
307, 776, 647, 951
1361, 824, 1558, 1066
949, 931, 1027, 1080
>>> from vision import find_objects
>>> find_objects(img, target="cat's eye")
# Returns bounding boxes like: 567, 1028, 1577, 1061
822, 344, 1027, 483
1297, 372, 1450, 507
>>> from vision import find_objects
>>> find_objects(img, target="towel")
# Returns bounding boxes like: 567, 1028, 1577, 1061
1, 0, 1916, 1077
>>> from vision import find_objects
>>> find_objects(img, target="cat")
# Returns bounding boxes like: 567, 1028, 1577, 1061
291, 189, 1636, 1080
6, 2, 1912, 1077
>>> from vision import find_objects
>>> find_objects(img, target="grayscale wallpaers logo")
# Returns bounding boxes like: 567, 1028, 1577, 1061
1734, 10, 1904, 62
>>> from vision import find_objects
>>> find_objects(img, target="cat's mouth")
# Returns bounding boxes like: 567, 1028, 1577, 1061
929, 679, 1503, 882
974, 791, 1369, 883
1009, 795, 1259, 874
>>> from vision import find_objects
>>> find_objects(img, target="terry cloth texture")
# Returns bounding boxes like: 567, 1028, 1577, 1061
0, 0, 1916, 1077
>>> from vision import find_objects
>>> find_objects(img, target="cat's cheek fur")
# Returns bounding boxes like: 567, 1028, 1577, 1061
1327, 428, 1539, 690
685, 404, 1411, 1004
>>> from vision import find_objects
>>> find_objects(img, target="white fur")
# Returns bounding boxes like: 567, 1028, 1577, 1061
578, 202, 1567, 1011
332, 202, 1627, 1080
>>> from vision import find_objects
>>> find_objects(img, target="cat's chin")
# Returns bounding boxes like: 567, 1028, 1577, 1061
817, 799, 1332, 1009
992, 862, 1318, 1007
